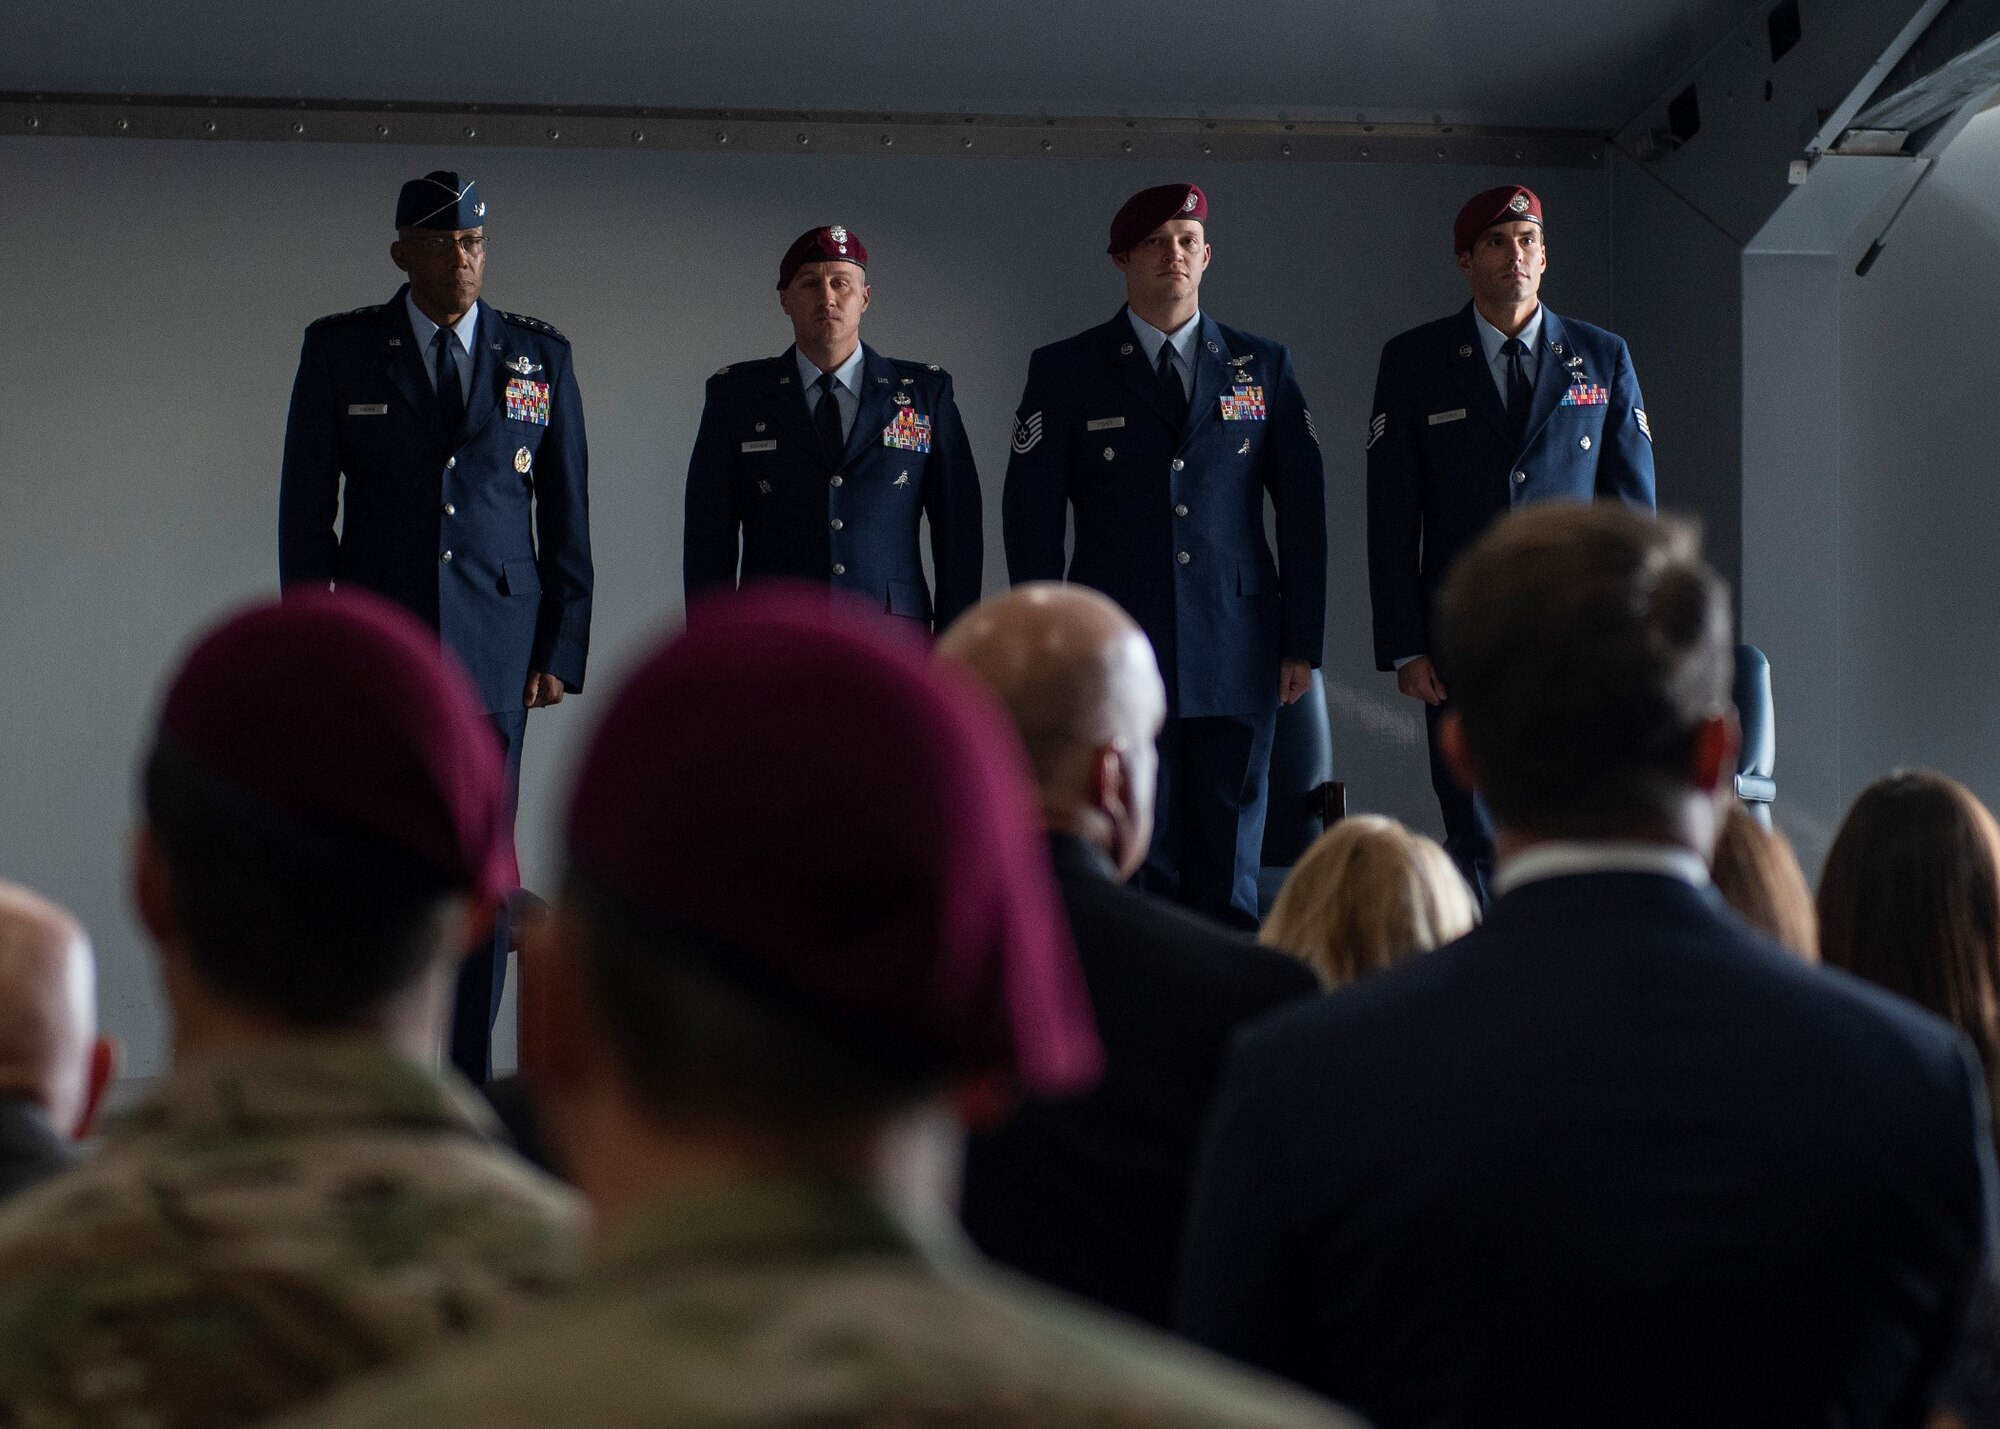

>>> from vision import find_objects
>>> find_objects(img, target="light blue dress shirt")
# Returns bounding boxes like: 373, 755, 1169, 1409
1473, 304, 1544, 402
795, 344, 866, 443
404, 293, 479, 404
1126, 309, 1202, 401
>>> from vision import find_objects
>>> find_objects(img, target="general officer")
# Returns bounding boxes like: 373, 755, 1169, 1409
278, 170, 594, 1081
1004, 184, 1326, 930
1366, 184, 1654, 902
683, 225, 982, 629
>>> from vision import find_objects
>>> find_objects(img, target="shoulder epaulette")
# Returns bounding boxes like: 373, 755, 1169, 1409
889, 356, 948, 378
498, 310, 570, 344
307, 303, 384, 329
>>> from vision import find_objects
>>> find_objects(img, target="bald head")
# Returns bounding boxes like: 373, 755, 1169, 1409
941, 585, 1166, 879
0, 883, 107, 1138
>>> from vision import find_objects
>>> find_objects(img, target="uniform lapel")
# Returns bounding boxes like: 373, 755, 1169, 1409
771, 347, 821, 466
1107, 307, 1184, 434
382, 288, 434, 427
1446, 304, 1513, 444
840, 344, 899, 469
460, 303, 504, 447
1521, 308, 1570, 448
1185, 314, 1230, 438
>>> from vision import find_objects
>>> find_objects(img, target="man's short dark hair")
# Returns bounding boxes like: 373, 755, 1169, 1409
1435, 504, 1732, 837
562, 866, 940, 1133
143, 744, 462, 1027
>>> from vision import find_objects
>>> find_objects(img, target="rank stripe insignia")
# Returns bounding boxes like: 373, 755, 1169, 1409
1012, 411, 1044, 455
1636, 408, 1653, 441
1364, 412, 1384, 450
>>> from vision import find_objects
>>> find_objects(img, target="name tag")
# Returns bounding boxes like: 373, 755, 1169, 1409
347, 404, 388, 416
1086, 417, 1125, 431
1428, 408, 1468, 426
741, 439, 778, 454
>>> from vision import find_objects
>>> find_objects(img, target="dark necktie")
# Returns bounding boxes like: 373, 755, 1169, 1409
433, 327, 465, 441
1503, 336, 1531, 448
1157, 342, 1189, 427
813, 371, 844, 465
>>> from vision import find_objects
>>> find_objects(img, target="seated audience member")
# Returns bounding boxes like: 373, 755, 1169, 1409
270, 586, 1361, 1429
940, 583, 1316, 1329
1258, 814, 1477, 988
1179, 505, 1996, 1429
1712, 803, 1818, 961
0, 883, 115, 1201
0, 594, 582, 1427
1818, 770, 2000, 1136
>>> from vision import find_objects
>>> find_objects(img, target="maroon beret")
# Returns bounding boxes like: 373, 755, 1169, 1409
777, 225, 868, 289
156, 591, 513, 899
1107, 183, 1207, 255
1454, 184, 1543, 254
565, 584, 1103, 1097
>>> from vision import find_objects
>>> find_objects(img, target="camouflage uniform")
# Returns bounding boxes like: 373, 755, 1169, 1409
0, 1038, 582, 1428
272, 1174, 1367, 1429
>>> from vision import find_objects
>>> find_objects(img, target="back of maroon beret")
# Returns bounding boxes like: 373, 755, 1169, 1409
156, 590, 513, 899
565, 583, 1101, 1097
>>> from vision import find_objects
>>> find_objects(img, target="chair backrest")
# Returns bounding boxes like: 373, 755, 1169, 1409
1259, 670, 1337, 917
1733, 643, 1777, 825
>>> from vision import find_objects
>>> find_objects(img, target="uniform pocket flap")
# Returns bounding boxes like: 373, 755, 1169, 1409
886, 578, 932, 619
500, 559, 542, 596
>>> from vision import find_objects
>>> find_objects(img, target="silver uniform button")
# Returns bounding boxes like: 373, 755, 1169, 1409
1172, 458, 1185, 472
1580, 435, 1593, 450
1514, 471, 1527, 485
1177, 551, 1191, 565
442, 503, 455, 516
1175, 504, 1189, 517
446, 457, 457, 470
830, 518, 843, 530
832, 562, 846, 575
830, 474, 843, 487
1103, 447, 1115, 461
441, 550, 453, 562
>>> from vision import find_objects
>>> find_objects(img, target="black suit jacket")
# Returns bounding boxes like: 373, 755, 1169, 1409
0, 1097, 75, 1206
1179, 871, 1997, 1429
959, 833, 1316, 1328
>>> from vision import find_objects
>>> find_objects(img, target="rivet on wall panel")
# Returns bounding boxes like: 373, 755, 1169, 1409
961, 136, 972, 148
632, 130, 644, 143
24, 115, 38, 129
293, 122, 306, 135
715, 131, 728, 144
1042, 138, 1053, 151
1280, 142, 1292, 156
376, 124, 389, 136
797, 132, 809, 145
547, 128, 561, 141
114, 117, 129, 131
880, 134, 892, 147
463, 125, 477, 138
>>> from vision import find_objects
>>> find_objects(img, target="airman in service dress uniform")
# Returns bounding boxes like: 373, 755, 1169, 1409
278, 171, 594, 1080
1366, 185, 1654, 901
1004, 184, 1326, 929
683, 225, 982, 629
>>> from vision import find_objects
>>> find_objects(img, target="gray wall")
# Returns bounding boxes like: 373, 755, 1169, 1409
0, 136, 1612, 1076
1832, 110, 2000, 861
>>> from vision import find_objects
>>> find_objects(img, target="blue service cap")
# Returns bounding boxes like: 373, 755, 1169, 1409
396, 171, 486, 231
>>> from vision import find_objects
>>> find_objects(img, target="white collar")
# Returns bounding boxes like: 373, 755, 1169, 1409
1126, 308, 1202, 367
795, 343, 866, 395
1474, 304, 1544, 367
404, 292, 479, 353
1492, 840, 1709, 897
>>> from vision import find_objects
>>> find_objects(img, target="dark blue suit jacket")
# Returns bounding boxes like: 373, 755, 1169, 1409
959, 834, 1316, 1330
1004, 310, 1326, 719
1366, 303, 1654, 670
1179, 871, 1996, 1429
683, 344, 982, 630
278, 286, 593, 713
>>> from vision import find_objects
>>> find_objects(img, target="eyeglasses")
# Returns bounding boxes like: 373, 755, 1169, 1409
405, 234, 486, 258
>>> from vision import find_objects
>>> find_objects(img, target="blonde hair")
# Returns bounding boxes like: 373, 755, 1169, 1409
1260, 816, 1478, 989
1711, 805, 1817, 962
